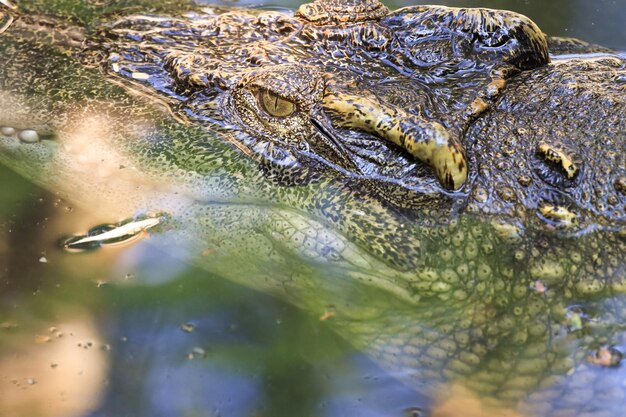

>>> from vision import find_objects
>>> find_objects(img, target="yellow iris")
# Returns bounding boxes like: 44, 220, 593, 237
259, 89, 296, 117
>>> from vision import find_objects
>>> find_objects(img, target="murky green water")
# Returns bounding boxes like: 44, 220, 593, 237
0, 1, 625, 417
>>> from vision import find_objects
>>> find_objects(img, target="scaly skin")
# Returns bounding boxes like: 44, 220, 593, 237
0, 1, 625, 416
79, 0, 549, 191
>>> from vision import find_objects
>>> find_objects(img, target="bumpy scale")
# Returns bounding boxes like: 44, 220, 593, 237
90, 0, 550, 192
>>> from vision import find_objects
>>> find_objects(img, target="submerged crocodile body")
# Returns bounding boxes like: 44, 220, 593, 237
0, 0, 625, 416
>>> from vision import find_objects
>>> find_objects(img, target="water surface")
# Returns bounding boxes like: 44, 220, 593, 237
0, 1, 624, 417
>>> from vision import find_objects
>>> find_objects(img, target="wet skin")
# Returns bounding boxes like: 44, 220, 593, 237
0, 0, 626, 416
86, 0, 551, 192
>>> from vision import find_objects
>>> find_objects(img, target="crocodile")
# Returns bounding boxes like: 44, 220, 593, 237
0, 0, 625, 416
5, 0, 557, 194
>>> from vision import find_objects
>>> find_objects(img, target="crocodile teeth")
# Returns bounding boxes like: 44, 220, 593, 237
0, 0, 17, 10
322, 91, 467, 190
0, 10, 13, 35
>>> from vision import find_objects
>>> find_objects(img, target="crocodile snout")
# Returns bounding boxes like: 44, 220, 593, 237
386, 5, 550, 71
455, 7, 550, 70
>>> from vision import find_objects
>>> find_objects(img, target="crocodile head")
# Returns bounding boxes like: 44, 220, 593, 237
1, 1, 625, 416
95, 0, 549, 192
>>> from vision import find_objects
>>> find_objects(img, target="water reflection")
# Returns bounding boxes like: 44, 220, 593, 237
84, 265, 425, 417
1, 1, 625, 417
0, 318, 107, 417
0, 165, 423, 417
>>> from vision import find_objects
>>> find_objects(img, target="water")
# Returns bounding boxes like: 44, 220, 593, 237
0, 163, 422, 417
1, 1, 625, 417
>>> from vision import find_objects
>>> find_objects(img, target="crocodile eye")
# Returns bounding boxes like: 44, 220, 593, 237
259, 89, 296, 117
